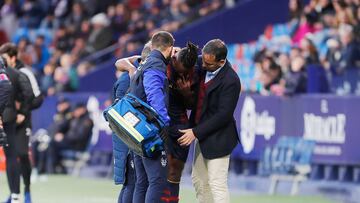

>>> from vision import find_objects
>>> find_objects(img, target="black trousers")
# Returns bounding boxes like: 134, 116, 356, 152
4, 122, 32, 194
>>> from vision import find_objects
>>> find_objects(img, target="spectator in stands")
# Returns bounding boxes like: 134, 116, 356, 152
53, 54, 78, 92
33, 35, 51, 74
85, 13, 113, 56
17, 38, 37, 69
40, 13, 56, 29
198, 0, 224, 17
127, 9, 145, 36
107, 3, 128, 38
272, 56, 307, 96
323, 38, 341, 70
335, 24, 360, 73
65, 2, 88, 34
48, 102, 93, 173
300, 36, 320, 65
292, 12, 319, 44
18, 0, 44, 28
259, 56, 282, 94
41, 63, 56, 95
0, 0, 229, 96
354, 6, 360, 41
41, 97, 71, 173
71, 37, 87, 62
53, 0, 72, 25
76, 19, 91, 40
76, 61, 93, 77
277, 53, 291, 75
335, 6, 356, 28
289, 0, 304, 21
313, 0, 336, 29
53, 25, 73, 56
286, 56, 307, 94
1, 0, 18, 40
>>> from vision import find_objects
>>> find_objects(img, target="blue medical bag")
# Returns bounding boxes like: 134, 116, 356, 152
103, 93, 166, 158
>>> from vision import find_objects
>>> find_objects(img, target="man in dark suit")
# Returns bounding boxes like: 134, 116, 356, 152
178, 39, 241, 203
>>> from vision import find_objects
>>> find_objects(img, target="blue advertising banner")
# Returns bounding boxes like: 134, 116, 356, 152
234, 95, 360, 165
33, 93, 360, 165
32, 93, 113, 152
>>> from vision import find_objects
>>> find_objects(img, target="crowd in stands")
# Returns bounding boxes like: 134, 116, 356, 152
0, 0, 232, 95
229, 0, 360, 95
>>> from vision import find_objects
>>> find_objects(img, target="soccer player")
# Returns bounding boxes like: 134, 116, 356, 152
164, 42, 198, 202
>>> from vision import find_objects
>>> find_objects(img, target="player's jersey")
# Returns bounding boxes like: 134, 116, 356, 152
166, 65, 199, 126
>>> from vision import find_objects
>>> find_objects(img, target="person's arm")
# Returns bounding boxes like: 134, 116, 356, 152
17, 71, 34, 122
143, 68, 170, 126
114, 73, 130, 100
0, 81, 12, 114
115, 55, 140, 75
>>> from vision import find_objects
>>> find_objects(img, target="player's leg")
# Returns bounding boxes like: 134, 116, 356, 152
133, 154, 148, 203
191, 140, 214, 203
118, 152, 136, 203
165, 124, 190, 202
166, 155, 185, 203
165, 135, 190, 202
3, 122, 21, 203
18, 126, 32, 203
143, 150, 168, 203
207, 154, 231, 203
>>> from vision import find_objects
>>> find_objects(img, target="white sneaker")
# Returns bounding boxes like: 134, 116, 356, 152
11, 193, 20, 203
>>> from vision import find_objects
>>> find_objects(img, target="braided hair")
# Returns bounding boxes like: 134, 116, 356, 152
177, 41, 198, 69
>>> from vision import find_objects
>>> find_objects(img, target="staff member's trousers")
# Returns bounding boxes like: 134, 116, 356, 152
191, 140, 230, 203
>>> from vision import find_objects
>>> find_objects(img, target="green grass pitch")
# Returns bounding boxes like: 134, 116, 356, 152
0, 174, 334, 203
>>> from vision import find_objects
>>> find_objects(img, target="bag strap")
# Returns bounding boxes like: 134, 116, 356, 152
127, 95, 163, 129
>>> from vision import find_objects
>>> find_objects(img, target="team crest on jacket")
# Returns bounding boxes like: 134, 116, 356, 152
130, 160, 134, 169
161, 151, 167, 167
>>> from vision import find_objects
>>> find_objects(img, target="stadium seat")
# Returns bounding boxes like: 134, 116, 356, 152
61, 135, 95, 176
266, 136, 315, 195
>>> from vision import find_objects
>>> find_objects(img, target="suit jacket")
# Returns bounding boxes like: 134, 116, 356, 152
191, 58, 241, 159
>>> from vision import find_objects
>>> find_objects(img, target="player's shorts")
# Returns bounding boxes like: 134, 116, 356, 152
165, 123, 190, 162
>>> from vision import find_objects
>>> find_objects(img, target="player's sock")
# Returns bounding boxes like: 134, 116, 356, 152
24, 192, 32, 203
167, 181, 180, 202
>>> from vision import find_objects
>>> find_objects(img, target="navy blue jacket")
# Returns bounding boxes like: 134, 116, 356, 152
0, 69, 12, 114
112, 58, 139, 185
129, 50, 170, 125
